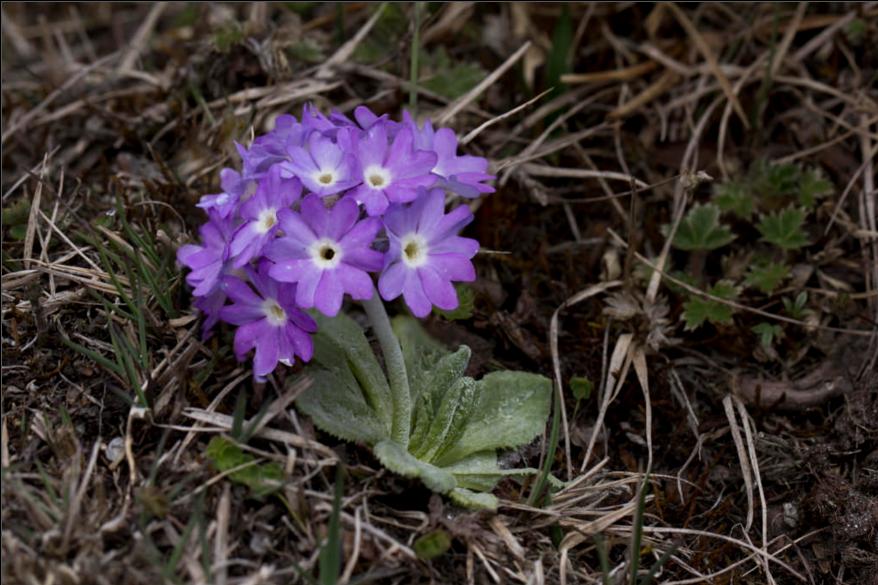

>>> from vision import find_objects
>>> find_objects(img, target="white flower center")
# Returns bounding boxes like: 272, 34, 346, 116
261, 298, 287, 326
400, 233, 429, 268
313, 170, 337, 188
256, 208, 278, 234
215, 193, 230, 205
364, 165, 391, 189
309, 237, 343, 269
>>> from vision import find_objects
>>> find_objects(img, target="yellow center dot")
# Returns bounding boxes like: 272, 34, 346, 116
319, 173, 333, 185
369, 174, 385, 187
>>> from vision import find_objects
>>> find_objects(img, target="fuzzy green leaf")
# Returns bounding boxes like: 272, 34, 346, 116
312, 312, 393, 432
757, 206, 809, 250
413, 373, 477, 464
296, 313, 393, 444
682, 281, 738, 331
205, 437, 284, 499
432, 371, 552, 467
373, 439, 456, 494
392, 316, 451, 405
448, 488, 498, 510
295, 368, 390, 444
442, 450, 542, 492
744, 261, 790, 294
413, 530, 452, 560
713, 181, 754, 218
671, 204, 735, 251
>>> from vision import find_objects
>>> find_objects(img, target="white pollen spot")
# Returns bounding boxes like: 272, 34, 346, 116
216, 193, 230, 205
256, 208, 278, 234
309, 238, 343, 269
262, 299, 287, 326
400, 233, 429, 268
313, 170, 336, 188
364, 165, 391, 189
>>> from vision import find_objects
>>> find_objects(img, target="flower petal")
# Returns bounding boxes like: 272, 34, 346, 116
402, 270, 432, 317
419, 266, 458, 310
378, 261, 407, 301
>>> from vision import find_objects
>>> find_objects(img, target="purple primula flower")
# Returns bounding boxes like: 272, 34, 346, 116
330, 105, 399, 134
238, 114, 308, 179
266, 195, 383, 316
301, 103, 338, 135
219, 263, 317, 379
403, 111, 495, 199
379, 188, 479, 317
194, 282, 229, 339
229, 166, 301, 267
347, 123, 438, 216
281, 129, 359, 196
197, 167, 253, 218
177, 209, 236, 297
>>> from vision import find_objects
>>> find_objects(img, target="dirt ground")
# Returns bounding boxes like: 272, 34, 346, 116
2, 3, 877, 584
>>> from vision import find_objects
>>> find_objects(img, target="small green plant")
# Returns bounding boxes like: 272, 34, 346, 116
419, 47, 486, 101
681, 280, 738, 331
671, 203, 735, 251
205, 436, 284, 499
757, 206, 809, 250
744, 261, 790, 294
713, 181, 754, 219
295, 313, 552, 510
782, 291, 809, 320
62, 202, 179, 407
752, 322, 784, 348
665, 160, 830, 338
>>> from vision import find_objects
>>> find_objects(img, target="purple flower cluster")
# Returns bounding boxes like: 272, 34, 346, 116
178, 105, 493, 379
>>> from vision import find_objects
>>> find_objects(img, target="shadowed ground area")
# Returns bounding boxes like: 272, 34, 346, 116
2, 3, 877, 584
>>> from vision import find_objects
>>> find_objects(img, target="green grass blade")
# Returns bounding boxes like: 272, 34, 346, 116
629, 473, 651, 584
319, 465, 344, 585
593, 533, 611, 585
231, 390, 247, 441
640, 544, 678, 585
61, 334, 125, 377
528, 388, 561, 507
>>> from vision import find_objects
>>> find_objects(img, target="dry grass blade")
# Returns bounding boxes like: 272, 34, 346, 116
22, 154, 47, 270
117, 2, 166, 72
550, 280, 623, 479
182, 408, 337, 460
436, 40, 532, 125
212, 484, 231, 585
723, 395, 755, 531
562, 59, 659, 85
317, 4, 387, 79
664, 2, 750, 129
461, 88, 552, 145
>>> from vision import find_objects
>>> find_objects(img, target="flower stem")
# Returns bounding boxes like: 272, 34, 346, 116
362, 290, 411, 447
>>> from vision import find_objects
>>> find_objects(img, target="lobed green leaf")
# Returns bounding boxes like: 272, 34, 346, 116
670, 203, 735, 251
